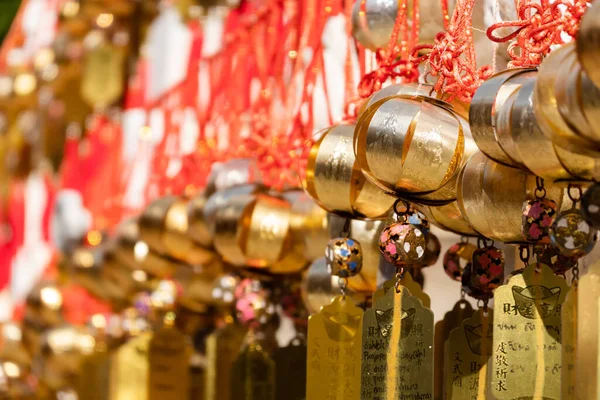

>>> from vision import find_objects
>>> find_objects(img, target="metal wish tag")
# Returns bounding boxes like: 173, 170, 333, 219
231, 342, 276, 400
574, 261, 600, 399
205, 322, 247, 400
445, 308, 493, 399
361, 285, 434, 399
109, 333, 150, 400
490, 263, 569, 399
434, 300, 475, 400
76, 351, 111, 400
306, 295, 363, 400
273, 337, 307, 400
148, 325, 192, 400
561, 281, 577, 399
373, 272, 430, 308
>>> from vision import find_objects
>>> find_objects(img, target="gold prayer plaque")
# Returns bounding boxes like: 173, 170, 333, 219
274, 337, 307, 400
574, 260, 600, 399
80, 43, 125, 108
490, 263, 568, 399
76, 351, 111, 400
445, 308, 493, 399
361, 285, 434, 399
373, 273, 430, 308
205, 322, 247, 400
109, 333, 150, 400
231, 342, 276, 400
148, 325, 191, 400
561, 281, 577, 399
435, 300, 475, 399
306, 295, 363, 400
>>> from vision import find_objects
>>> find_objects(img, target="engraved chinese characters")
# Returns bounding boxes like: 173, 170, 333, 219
307, 296, 363, 400
445, 309, 493, 399
361, 285, 434, 399
491, 263, 569, 399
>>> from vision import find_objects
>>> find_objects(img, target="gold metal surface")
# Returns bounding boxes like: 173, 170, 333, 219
306, 295, 362, 400
139, 196, 215, 265
361, 284, 434, 399
148, 324, 191, 400
205, 322, 247, 400
509, 79, 600, 182
555, 51, 596, 141
534, 43, 600, 156
305, 124, 395, 219
231, 342, 275, 400
355, 95, 471, 200
561, 279, 577, 399
576, 3, 600, 88
273, 338, 307, 400
175, 261, 224, 312
109, 333, 150, 400
187, 189, 213, 248
244, 194, 292, 268
434, 300, 475, 400
444, 308, 492, 399
470, 68, 537, 167
420, 201, 478, 236
285, 190, 330, 263
359, 83, 470, 120
213, 192, 255, 266
457, 151, 564, 242
490, 263, 568, 399
574, 261, 600, 399
80, 42, 124, 108
578, 70, 600, 143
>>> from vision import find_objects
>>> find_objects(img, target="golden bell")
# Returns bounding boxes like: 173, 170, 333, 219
457, 151, 566, 243
354, 92, 478, 204
301, 257, 368, 314
188, 183, 266, 250
577, 3, 600, 88
113, 218, 178, 278
213, 191, 306, 272
505, 79, 600, 182
470, 68, 537, 168
304, 124, 395, 218
359, 83, 470, 120
284, 190, 330, 262
534, 43, 600, 157
70, 245, 129, 306
173, 261, 225, 313
419, 201, 478, 236
188, 160, 263, 248
138, 196, 215, 265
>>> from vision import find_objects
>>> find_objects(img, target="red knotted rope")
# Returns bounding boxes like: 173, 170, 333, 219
411, 0, 492, 102
357, 0, 421, 98
486, 0, 588, 68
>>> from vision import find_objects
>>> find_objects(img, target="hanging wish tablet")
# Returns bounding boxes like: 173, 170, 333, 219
205, 319, 247, 400
306, 295, 363, 400
373, 272, 430, 307
361, 283, 434, 399
444, 308, 493, 399
562, 277, 577, 399
490, 262, 568, 399
434, 299, 475, 400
